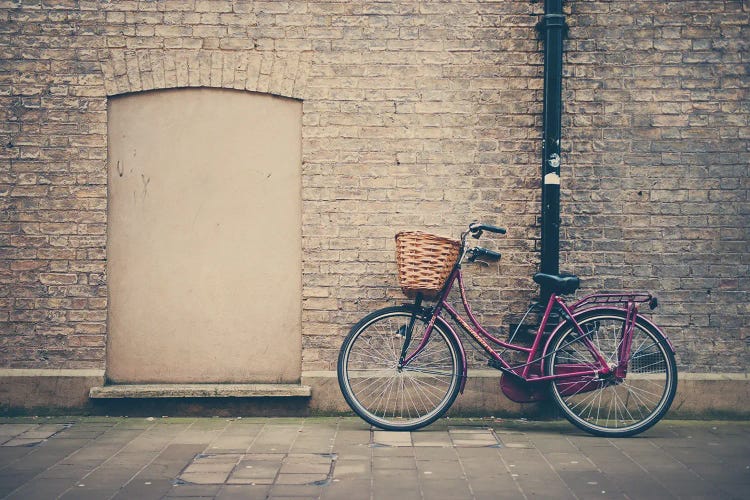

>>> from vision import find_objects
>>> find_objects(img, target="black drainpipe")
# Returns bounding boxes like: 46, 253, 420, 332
537, 0, 568, 293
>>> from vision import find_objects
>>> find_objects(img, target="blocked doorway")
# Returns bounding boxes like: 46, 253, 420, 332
106, 88, 302, 384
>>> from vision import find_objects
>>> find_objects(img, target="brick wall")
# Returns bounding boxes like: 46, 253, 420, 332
0, 1, 747, 376
561, 0, 749, 372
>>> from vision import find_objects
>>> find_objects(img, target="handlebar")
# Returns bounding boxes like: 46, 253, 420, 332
469, 222, 506, 239
458, 222, 506, 265
468, 246, 502, 263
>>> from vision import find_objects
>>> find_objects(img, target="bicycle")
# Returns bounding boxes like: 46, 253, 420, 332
337, 222, 677, 437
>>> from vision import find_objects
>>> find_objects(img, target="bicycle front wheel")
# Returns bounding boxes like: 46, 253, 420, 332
545, 309, 677, 437
337, 306, 463, 431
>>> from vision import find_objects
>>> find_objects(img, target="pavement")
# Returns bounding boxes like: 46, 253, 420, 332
0, 417, 748, 500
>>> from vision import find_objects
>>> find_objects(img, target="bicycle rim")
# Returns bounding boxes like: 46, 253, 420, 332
338, 308, 461, 431
547, 312, 677, 437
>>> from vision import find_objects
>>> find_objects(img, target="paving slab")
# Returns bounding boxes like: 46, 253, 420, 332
372, 430, 412, 447
320, 478, 369, 500
449, 428, 500, 448
5, 476, 78, 500
330, 459, 369, 480
412, 432, 453, 447
420, 478, 474, 499
0, 417, 748, 499
215, 484, 270, 500
112, 478, 175, 500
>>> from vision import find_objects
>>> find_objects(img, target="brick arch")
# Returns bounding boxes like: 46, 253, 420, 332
100, 49, 309, 99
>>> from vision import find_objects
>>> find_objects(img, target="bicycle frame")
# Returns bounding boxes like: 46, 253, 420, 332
401, 264, 656, 394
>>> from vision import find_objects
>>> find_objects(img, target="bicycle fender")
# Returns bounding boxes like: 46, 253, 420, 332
631, 311, 676, 354
441, 317, 469, 393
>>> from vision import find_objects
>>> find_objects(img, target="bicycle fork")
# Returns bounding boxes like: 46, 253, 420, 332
397, 294, 422, 369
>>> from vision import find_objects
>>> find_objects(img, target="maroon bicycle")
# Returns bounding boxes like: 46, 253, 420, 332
337, 222, 677, 437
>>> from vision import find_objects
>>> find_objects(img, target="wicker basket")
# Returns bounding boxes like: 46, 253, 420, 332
395, 231, 461, 299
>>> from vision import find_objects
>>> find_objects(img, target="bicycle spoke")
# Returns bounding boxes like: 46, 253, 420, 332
612, 387, 637, 424
565, 385, 602, 412
406, 373, 441, 414
403, 376, 423, 418
629, 335, 652, 359
356, 375, 392, 407
620, 381, 662, 404
629, 358, 667, 373
624, 385, 653, 418
375, 371, 398, 417
594, 389, 607, 424
402, 366, 455, 377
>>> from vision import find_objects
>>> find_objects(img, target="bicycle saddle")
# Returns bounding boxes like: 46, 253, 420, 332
533, 273, 580, 295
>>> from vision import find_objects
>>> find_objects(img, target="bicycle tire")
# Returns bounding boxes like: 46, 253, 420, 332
545, 309, 677, 437
337, 306, 463, 431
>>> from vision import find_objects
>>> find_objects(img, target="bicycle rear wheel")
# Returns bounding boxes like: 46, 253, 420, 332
337, 306, 463, 431
545, 309, 677, 437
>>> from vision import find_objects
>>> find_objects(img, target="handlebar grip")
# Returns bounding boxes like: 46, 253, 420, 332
471, 247, 501, 262
481, 224, 506, 234
469, 223, 507, 236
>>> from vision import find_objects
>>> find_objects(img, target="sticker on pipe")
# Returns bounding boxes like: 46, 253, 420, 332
544, 172, 560, 185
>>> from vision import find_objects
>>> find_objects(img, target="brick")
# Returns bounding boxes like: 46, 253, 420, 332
39, 273, 78, 285
10, 260, 49, 271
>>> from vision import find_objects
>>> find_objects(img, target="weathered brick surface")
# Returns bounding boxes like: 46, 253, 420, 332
561, 0, 749, 372
0, 1, 747, 376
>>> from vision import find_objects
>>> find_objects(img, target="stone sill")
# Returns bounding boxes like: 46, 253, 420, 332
89, 383, 312, 399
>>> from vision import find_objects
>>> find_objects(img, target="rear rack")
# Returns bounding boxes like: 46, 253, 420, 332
573, 293, 657, 311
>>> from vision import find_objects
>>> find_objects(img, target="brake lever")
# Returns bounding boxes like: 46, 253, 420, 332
466, 250, 489, 266
469, 221, 483, 239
